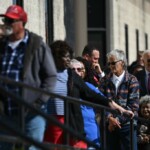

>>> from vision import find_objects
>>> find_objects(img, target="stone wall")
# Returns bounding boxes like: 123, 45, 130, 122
24, 0, 46, 41
111, 0, 150, 64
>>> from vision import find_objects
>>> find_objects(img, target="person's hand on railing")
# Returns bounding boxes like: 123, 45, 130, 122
108, 116, 121, 132
108, 100, 134, 118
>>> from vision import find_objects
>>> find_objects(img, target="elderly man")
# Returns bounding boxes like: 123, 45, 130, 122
99, 49, 139, 150
135, 50, 150, 97
0, 5, 57, 150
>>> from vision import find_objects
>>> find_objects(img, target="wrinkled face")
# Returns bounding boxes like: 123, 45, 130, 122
140, 103, 150, 119
143, 53, 150, 72
71, 62, 85, 78
2, 17, 24, 35
107, 55, 124, 76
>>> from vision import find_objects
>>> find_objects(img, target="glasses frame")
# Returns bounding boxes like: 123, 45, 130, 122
2, 18, 20, 24
107, 60, 122, 66
72, 67, 85, 72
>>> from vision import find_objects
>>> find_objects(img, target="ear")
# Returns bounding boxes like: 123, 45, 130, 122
84, 54, 90, 59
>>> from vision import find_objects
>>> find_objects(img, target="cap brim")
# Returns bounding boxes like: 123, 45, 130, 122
0, 13, 20, 20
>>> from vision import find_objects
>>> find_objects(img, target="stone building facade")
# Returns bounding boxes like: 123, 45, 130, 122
0, 0, 150, 65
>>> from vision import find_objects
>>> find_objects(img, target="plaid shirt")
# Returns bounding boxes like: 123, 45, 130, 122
99, 71, 140, 124
1, 32, 28, 115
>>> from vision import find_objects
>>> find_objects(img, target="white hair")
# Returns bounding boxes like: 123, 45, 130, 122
107, 49, 127, 67
70, 59, 83, 68
70, 59, 81, 65
140, 95, 150, 105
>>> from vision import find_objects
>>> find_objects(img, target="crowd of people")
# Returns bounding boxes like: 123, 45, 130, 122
0, 4, 149, 150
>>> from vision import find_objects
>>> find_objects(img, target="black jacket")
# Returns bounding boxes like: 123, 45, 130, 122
135, 70, 148, 97
67, 68, 111, 137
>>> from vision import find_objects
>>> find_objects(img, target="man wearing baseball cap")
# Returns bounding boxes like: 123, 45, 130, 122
0, 4, 27, 23
0, 5, 57, 150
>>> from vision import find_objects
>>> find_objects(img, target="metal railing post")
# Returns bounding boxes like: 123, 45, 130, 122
130, 119, 134, 150
20, 105, 25, 150
64, 100, 70, 145
101, 109, 106, 150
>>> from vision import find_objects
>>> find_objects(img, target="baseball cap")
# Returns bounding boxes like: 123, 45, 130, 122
0, 5, 27, 23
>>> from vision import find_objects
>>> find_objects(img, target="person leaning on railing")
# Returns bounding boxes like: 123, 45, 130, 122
70, 58, 104, 147
99, 49, 139, 150
43, 40, 134, 149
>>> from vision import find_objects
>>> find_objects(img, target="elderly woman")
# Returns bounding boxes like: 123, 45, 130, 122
70, 58, 104, 147
137, 95, 150, 150
99, 49, 140, 150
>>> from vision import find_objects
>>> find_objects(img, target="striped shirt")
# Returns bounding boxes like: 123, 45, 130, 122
47, 69, 68, 115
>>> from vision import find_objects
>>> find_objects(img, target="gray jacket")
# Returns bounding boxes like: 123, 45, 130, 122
0, 31, 57, 104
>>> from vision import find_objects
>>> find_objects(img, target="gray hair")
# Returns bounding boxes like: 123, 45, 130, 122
70, 59, 81, 65
70, 59, 83, 68
107, 49, 127, 67
140, 95, 150, 106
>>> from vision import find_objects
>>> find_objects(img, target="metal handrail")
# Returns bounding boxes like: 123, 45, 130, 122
0, 76, 149, 150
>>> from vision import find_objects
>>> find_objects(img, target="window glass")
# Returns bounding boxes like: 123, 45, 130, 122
87, 0, 105, 28
88, 31, 106, 66
12, 0, 17, 4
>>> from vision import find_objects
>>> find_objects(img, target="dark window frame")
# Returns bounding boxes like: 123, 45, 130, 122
16, 0, 24, 6
46, 0, 53, 45
87, 0, 106, 66
125, 24, 129, 64
145, 33, 148, 49
136, 29, 139, 57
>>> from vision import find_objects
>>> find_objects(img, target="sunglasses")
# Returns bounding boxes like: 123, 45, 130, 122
72, 67, 85, 72
147, 59, 150, 63
2, 18, 20, 24
108, 60, 121, 66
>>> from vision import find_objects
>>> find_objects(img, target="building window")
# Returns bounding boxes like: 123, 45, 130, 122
145, 33, 148, 49
87, 0, 106, 66
13, 0, 24, 6
12, 0, 17, 4
87, 0, 105, 28
125, 24, 129, 64
46, 0, 53, 45
136, 29, 139, 54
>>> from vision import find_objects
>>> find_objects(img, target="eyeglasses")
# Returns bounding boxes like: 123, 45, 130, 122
2, 18, 20, 24
108, 60, 121, 66
72, 67, 85, 72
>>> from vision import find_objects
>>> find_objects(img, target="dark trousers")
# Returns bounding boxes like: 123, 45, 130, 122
106, 124, 137, 150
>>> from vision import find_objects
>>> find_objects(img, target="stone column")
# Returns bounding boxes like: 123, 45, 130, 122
74, 0, 87, 56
